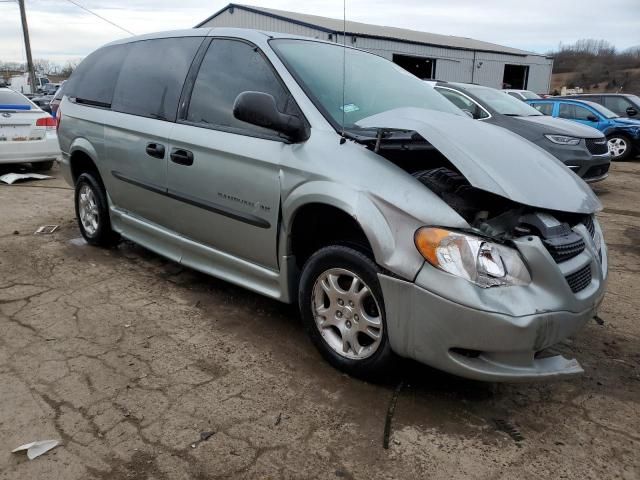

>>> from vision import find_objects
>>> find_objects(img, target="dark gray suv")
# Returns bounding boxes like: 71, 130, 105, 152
430, 82, 611, 182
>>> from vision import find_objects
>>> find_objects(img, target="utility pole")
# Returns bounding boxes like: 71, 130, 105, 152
18, 0, 37, 95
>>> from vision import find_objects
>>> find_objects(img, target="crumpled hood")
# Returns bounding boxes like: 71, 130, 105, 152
357, 107, 601, 214
514, 115, 604, 138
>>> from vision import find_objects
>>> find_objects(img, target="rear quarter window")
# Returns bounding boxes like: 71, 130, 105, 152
111, 37, 203, 121
65, 45, 129, 106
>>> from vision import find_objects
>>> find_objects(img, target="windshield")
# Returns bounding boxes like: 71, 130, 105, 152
270, 39, 463, 130
521, 91, 541, 99
588, 102, 619, 119
463, 85, 542, 116
628, 95, 640, 108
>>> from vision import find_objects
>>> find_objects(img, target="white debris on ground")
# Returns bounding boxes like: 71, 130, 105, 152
11, 440, 60, 460
0, 173, 52, 185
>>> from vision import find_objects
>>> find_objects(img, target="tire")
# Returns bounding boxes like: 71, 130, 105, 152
298, 245, 394, 379
32, 160, 54, 172
74, 172, 120, 247
607, 134, 632, 161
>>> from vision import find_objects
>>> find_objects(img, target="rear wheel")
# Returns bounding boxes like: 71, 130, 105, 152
298, 245, 394, 379
74, 172, 120, 247
607, 134, 632, 161
32, 160, 54, 172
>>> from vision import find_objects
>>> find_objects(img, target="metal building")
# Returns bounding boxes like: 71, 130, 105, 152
197, 4, 554, 93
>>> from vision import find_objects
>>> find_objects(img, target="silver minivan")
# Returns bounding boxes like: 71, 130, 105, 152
58, 28, 607, 382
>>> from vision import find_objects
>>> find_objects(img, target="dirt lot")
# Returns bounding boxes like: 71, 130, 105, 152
0, 161, 639, 480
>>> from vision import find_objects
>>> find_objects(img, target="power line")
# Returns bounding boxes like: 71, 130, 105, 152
63, 0, 135, 36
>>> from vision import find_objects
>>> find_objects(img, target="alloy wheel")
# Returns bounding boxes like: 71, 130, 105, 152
608, 137, 628, 158
78, 184, 99, 236
311, 268, 383, 360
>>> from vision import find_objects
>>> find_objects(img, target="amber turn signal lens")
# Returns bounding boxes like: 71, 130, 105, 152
414, 227, 451, 266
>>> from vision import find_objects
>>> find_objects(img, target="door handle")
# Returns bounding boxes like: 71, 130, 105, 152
170, 148, 194, 166
145, 143, 165, 159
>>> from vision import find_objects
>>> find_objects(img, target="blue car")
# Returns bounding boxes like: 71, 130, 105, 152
527, 98, 640, 161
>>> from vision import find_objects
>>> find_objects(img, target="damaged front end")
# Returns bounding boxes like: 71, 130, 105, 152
354, 108, 607, 381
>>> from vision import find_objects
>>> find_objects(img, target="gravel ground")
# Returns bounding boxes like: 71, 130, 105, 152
0, 161, 638, 480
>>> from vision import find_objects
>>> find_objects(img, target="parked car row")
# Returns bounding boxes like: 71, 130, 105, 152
427, 81, 611, 182
527, 97, 640, 161
54, 28, 608, 383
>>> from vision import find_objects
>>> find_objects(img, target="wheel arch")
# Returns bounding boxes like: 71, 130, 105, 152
603, 127, 627, 138
282, 181, 403, 274
68, 138, 102, 185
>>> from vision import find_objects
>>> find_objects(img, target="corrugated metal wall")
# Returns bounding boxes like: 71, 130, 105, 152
201, 9, 553, 93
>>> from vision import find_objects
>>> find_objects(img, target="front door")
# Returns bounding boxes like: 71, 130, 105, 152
558, 103, 601, 130
166, 38, 302, 270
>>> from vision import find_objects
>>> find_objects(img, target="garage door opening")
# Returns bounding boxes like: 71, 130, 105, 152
503, 64, 529, 89
393, 54, 436, 80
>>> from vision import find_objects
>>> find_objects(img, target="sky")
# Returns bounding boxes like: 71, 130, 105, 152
0, 0, 639, 65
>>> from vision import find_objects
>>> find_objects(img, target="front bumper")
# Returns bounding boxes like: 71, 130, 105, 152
380, 220, 607, 382
0, 132, 60, 164
540, 141, 610, 183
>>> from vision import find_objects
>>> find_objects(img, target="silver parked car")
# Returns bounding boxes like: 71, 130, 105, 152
57, 29, 607, 382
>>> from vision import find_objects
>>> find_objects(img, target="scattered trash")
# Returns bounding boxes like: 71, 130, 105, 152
12, 439, 60, 460
594, 315, 605, 325
275, 412, 282, 426
34, 225, 59, 235
383, 380, 404, 449
69, 237, 87, 246
190, 430, 215, 449
0, 173, 52, 185
493, 418, 525, 444
13, 230, 19, 235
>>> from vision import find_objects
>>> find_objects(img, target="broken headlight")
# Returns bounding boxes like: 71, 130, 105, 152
414, 228, 531, 288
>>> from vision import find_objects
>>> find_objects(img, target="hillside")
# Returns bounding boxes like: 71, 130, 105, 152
551, 68, 640, 94
549, 39, 640, 94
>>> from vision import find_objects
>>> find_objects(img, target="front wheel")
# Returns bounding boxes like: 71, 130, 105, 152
298, 245, 394, 379
607, 134, 632, 161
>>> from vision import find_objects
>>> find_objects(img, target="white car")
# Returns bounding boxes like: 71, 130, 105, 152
503, 89, 542, 101
0, 87, 59, 171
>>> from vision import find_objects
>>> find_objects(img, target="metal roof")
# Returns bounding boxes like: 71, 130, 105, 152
197, 3, 544, 57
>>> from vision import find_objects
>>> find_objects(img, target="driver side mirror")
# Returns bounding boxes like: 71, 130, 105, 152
626, 107, 638, 117
233, 91, 308, 142
587, 115, 598, 122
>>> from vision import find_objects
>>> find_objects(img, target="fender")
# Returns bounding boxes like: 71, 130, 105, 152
602, 126, 625, 137
282, 180, 431, 281
59, 137, 101, 187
